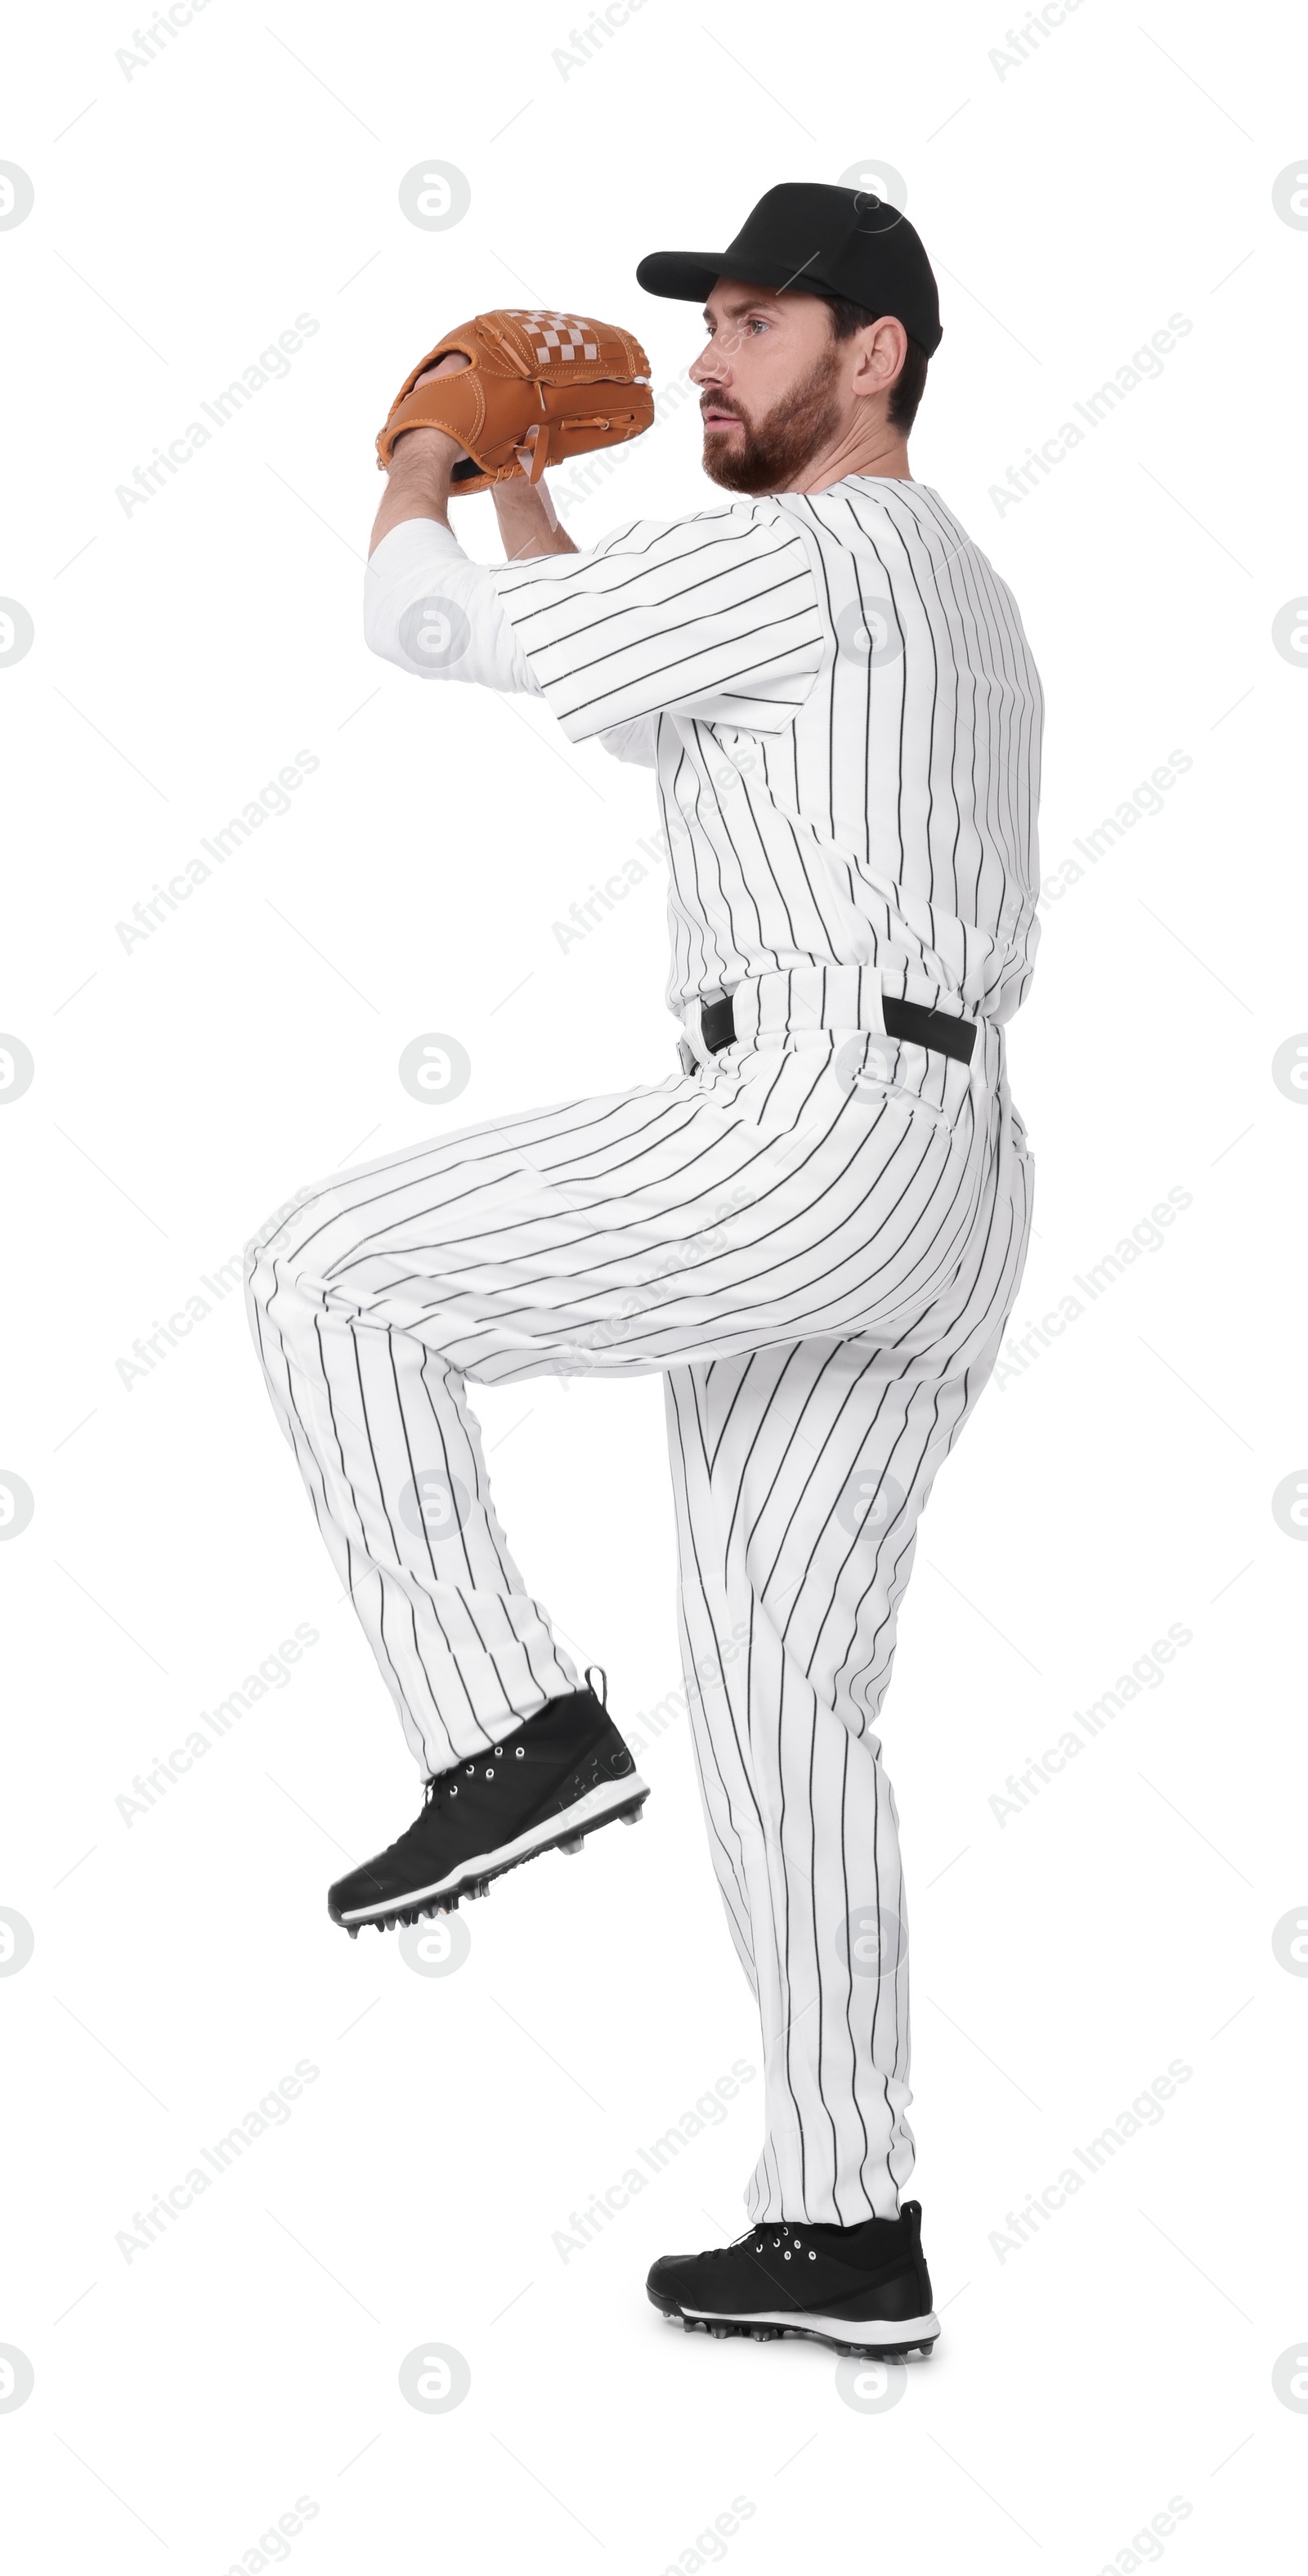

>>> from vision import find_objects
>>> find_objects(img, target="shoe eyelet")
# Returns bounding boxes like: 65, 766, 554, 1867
809, 2251, 816, 2260
485, 1767, 495, 1778
464, 1763, 475, 1775
783, 2251, 791, 2260
450, 1785, 458, 1796
515, 1746, 525, 1758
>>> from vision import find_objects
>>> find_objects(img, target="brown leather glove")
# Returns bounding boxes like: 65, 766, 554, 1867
377, 307, 655, 492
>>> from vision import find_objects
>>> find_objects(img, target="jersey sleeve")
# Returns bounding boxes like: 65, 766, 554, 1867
491, 505, 826, 742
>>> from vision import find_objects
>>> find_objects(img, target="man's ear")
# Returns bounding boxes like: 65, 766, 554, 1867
851, 316, 907, 401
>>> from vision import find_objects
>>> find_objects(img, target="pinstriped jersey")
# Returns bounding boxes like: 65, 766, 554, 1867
495, 476, 1043, 1026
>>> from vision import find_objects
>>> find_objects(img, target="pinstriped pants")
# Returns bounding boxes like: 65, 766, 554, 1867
245, 976, 1033, 2224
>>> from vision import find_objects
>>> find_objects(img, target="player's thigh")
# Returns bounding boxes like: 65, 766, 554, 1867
249, 1070, 692, 1292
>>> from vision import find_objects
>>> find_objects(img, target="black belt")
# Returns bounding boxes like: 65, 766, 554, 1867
698, 990, 977, 1067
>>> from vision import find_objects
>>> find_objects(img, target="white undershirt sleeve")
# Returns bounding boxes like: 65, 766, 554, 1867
362, 517, 542, 695
594, 715, 659, 768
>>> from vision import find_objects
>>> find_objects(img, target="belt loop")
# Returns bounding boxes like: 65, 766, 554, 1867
679, 992, 714, 1070
856, 963, 887, 1037
985, 1014, 1005, 1097
728, 981, 759, 1047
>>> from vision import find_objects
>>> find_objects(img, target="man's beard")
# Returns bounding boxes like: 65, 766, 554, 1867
701, 343, 843, 494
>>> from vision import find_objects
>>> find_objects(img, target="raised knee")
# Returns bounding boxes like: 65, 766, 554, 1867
244, 1185, 318, 1310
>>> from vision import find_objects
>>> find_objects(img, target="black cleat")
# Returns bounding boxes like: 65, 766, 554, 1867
328, 1676, 648, 1936
646, 2203, 940, 2359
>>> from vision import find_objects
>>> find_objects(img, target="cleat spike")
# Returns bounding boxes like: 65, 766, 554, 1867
347, 1925, 359, 1940
558, 1835, 585, 1855
620, 1808, 643, 1825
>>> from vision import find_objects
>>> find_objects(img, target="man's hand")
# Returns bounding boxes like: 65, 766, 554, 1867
405, 349, 473, 458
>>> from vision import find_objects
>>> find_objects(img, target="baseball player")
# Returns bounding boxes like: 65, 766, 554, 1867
246, 183, 1041, 2359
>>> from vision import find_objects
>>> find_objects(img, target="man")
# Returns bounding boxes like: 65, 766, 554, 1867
245, 183, 1041, 2359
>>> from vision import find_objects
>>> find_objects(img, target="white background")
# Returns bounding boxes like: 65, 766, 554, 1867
2, 0, 1306, 2567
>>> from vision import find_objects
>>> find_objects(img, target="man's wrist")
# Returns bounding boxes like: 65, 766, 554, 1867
370, 428, 459, 550
490, 473, 577, 558
391, 423, 463, 466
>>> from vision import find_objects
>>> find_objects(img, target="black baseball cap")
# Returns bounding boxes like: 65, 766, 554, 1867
637, 181, 943, 356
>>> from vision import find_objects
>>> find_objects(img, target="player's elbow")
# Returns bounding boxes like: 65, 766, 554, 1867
361, 569, 405, 670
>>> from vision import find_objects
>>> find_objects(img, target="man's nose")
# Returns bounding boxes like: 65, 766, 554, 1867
689, 342, 729, 388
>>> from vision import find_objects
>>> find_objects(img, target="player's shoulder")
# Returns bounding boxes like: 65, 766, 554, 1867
779, 477, 966, 547
588, 495, 795, 560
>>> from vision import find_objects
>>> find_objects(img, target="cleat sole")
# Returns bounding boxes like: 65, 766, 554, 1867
330, 1780, 650, 1936
650, 2292, 938, 2360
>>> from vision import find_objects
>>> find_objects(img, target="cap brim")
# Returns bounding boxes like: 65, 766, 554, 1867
635, 249, 802, 303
